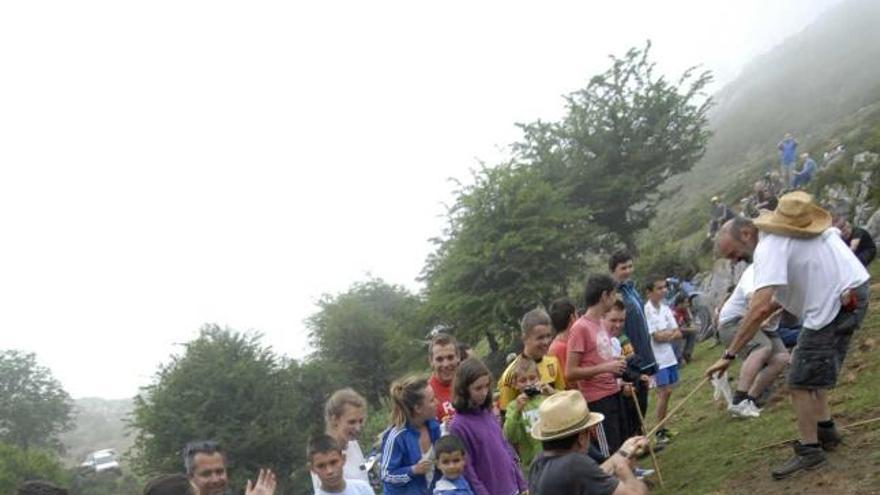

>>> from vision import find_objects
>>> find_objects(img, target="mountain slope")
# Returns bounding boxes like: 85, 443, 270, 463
655, 0, 880, 229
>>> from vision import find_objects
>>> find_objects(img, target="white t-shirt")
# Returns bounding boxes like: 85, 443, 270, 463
719, 265, 755, 325
315, 478, 374, 495
311, 441, 369, 493
753, 228, 869, 330
643, 301, 679, 369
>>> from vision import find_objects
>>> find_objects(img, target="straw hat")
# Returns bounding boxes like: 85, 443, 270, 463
753, 191, 831, 238
530, 390, 604, 441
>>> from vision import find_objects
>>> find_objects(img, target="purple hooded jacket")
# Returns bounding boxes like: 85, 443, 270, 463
449, 409, 526, 495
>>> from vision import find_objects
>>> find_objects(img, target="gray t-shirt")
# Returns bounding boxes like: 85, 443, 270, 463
528, 452, 619, 495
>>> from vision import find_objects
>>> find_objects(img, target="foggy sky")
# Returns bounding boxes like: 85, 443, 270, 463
0, 0, 845, 398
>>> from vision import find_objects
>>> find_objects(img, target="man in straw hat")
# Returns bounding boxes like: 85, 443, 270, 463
707, 191, 870, 480
528, 390, 648, 495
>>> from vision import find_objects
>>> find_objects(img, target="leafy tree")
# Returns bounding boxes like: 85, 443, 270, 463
422, 164, 594, 357
129, 325, 301, 494
0, 350, 74, 451
0, 442, 68, 494
307, 278, 426, 406
517, 42, 713, 250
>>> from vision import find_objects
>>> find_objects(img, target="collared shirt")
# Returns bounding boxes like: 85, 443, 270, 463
644, 300, 679, 370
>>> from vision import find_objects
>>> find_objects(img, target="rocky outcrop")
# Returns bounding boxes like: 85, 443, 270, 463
821, 151, 879, 226
695, 259, 748, 313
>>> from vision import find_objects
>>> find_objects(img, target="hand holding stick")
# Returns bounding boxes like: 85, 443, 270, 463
629, 389, 664, 488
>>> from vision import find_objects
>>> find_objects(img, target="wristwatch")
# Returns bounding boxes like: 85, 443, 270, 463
617, 448, 632, 459
721, 349, 736, 361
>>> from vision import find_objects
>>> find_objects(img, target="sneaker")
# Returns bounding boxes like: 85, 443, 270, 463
633, 467, 655, 480
728, 400, 760, 419
655, 430, 670, 446
817, 424, 843, 451
771, 442, 827, 480
743, 399, 762, 417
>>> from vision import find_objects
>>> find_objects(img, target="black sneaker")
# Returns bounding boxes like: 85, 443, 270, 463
771, 442, 827, 480
817, 425, 843, 451
655, 430, 670, 446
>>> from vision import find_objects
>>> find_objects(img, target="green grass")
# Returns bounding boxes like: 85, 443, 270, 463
645, 264, 880, 494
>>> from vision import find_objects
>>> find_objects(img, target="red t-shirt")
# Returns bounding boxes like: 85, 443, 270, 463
429, 374, 455, 422
548, 337, 569, 387
567, 315, 620, 403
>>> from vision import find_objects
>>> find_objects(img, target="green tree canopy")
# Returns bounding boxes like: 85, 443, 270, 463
517, 42, 713, 250
0, 442, 68, 494
422, 164, 594, 357
307, 278, 426, 406
0, 350, 74, 452
129, 325, 303, 494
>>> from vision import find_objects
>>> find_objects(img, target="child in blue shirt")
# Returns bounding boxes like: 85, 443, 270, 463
432, 435, 474, 495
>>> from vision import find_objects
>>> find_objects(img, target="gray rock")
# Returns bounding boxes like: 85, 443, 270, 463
865, 208, 880, 240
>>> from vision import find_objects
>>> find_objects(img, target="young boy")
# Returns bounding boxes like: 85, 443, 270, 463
432, 435, 474, 495
643, 277, 683, 445
502, 358, 548, 468
308, 434, 374, 495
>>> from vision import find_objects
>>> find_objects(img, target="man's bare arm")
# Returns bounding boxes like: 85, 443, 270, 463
727, 287, 779, 353
651, 328, 682, 343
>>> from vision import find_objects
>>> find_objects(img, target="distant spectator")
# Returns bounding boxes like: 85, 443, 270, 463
837, 219, 876, 267
457, 342, 474, 361
143, 474, 195, 495
791, 152, 817, 188
548, 297, 578, 386
428, 333, 461, 425
17, 481, 68, 495
746, 180, 778, 218
764, 171, 783, 196
777, 132, 798, 185
671, 294, 697, 365
708, 197, 736, 238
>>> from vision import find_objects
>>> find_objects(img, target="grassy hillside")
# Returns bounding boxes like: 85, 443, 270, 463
644, 263, 880, 495
652, 0, 880, 246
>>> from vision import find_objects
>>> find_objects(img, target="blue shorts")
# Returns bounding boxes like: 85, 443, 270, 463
655, 365, 679, 388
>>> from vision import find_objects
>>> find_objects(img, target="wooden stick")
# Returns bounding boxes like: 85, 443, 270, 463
629, 387, 664, 488
646, 376, 711, 438
733, 416, 880, 457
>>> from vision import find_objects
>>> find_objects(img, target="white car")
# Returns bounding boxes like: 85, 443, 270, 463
80, 449, 121, 474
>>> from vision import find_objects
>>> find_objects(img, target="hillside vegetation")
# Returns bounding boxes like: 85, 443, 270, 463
21, 1, 880, 494
653, 0, 880, 244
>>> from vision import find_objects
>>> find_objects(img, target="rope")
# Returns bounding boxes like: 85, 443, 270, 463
732, 416, 880, 457
628, 387, 664, 488
646, 376, 711, 438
